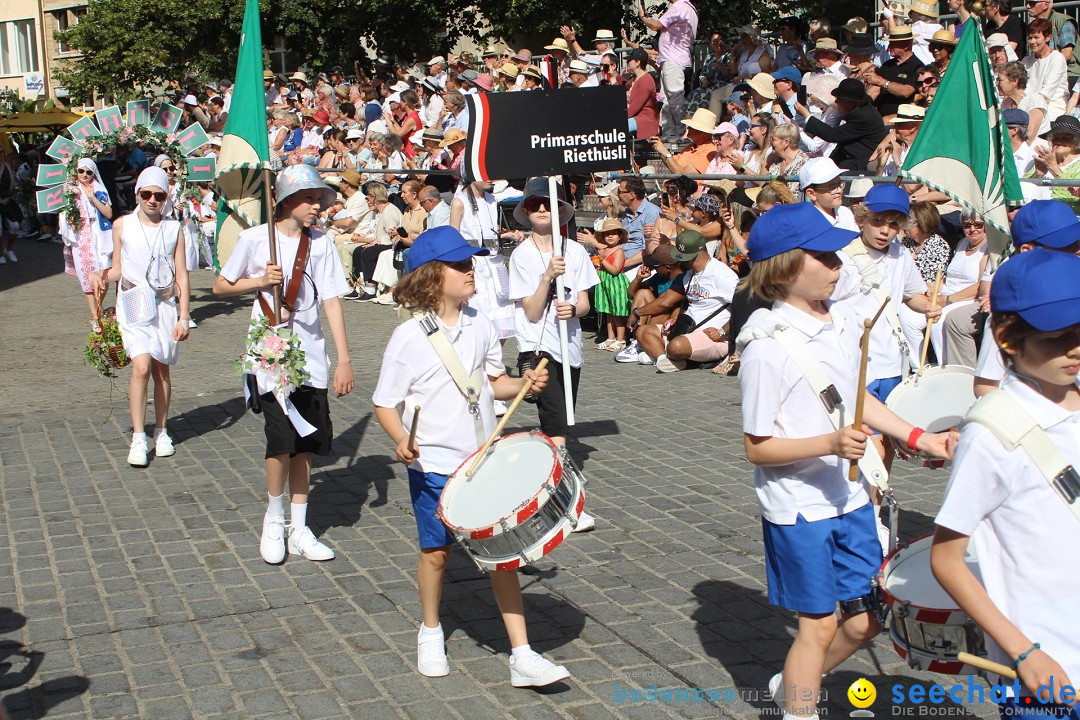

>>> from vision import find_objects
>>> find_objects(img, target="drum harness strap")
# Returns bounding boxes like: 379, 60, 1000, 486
964, 389, 1080, 523
414, 312, 487, 448
771, 327, 892, 493
869, 288, 912, 371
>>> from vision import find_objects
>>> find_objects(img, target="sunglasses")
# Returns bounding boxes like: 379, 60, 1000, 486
810, 180, 844, 193
445, 259, 474, 272
76, 168, 94, 176
919, 78, 939, 85
929, 44, 950, 51
749, 123, 766, 129
139, 190, 169, 202
523, 197, 551, 213
961, 221, 985, 229
160, 165, 175, 171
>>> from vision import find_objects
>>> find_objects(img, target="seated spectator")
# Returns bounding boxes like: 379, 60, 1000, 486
568, 60, 599, 87
800, 157, 859, 230
867, 25, 920, 117
521, 66, 545, 90
796, 78, 888, 171
808, 38, 850, 80
704, 122, 742, 181
775, 17, 810, 70
999, 61, 1049, 140
871, 103, 926, 176
730, 25, 773, 79
615, 244, 684, 363
1004, 109, 1038, 178
497, 63, 520, 91
419, 185, 451, 227
902, 200, 951, 283
767, 123, 809, 196
914, 66, 941, 106
651, 108, 718, 174
928, 30, 957, 76
632, 230, 739, 372
351, 183, 404, 302
1034, 115, 1080, 212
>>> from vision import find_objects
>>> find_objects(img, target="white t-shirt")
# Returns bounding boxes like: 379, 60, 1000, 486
935, 373, 1080, 683
739, 301, 873, 524
220, 225, 350, 389
1022, 50, 1069, 121
680, 257, 739, 330
508, 238, 600, 368
372, 308, 504, 474
834, 243, 927, 381
815, 204, 858, 232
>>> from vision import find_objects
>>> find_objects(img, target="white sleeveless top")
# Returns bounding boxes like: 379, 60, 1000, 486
121, 213, 181, 289
455, 189, 499, 248
942, 237, 987, 295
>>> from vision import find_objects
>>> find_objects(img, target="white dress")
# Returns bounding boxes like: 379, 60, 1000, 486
455, 189, 515, 339
931, 238, 988, 365
117, 214, 182, 365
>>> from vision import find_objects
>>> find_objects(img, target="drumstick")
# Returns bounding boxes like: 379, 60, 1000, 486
407, 405, 420, 453
465, 358, 549, 478
849, 297, 891, 482
957, 652, 1018, 680
919, 269, 945, 375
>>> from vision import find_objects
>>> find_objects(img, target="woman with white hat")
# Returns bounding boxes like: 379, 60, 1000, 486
91, 166, 191, 467
60, 157, 114, 324
729, 25, 773, 80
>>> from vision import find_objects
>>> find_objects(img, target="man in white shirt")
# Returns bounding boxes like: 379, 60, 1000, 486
1005, 108, 1038, 176
567, 60, 599, 88
426, 56, 449, 89
1023, 18, 1069, 121
420, 186, 451, 227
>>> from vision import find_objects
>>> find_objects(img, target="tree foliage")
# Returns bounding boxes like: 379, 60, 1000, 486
54, 0, 851, 100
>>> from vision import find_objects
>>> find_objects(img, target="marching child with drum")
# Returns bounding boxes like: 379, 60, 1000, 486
213, 165, 356, 565
932, 249, 1080, 717
736, 203, 954, 720
372, 226, 570, 687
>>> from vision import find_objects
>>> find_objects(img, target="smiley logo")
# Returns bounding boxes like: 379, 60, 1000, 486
847, 678, 877, 708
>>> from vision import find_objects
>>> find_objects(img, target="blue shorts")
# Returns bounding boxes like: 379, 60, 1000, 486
761, 503, 882, 614
867, 376, 902, 403
998, 698, 1080, 719
407, 468, 455, 549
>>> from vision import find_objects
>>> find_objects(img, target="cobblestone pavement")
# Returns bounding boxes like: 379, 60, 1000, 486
1, 241, 997, 719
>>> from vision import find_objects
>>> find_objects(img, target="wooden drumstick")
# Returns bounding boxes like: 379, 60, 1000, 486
849, 297, 891, 482
407, 405, 420, 453
919, 269, 945, 375
957, 652, 1018, 680
465, 358, 549, 477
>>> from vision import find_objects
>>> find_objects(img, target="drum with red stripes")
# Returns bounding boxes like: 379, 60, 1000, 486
878, 534, 987, 674
437, 431, 586, 572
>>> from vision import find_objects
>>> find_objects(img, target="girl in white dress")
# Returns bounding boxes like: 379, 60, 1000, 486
92, 166, 191, 467
60, 158, 114, 323
930, 214, 991, 363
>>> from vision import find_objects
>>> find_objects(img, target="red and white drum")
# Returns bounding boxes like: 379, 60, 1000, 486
438, 431, 586, 573
878, 535, 986, 675
886, 365, 975, 464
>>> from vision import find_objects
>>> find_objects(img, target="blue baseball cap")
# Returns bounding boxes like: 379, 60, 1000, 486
405, 226, 489, 273
771, 66, 803, 85
1010, 199, 1080, 249
1003, 108, 1029, 127
863, 184, 910, 215
990, 248, 1080, 331
747, 202, 859, 262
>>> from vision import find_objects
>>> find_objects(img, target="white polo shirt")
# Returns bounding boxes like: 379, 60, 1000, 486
815, 203, 858, 232
372, 307, 504, 474
834, 242, 927, 381
739, 301, 873, 525
935, 373, 1080, 683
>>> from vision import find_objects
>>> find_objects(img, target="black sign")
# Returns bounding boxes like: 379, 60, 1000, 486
463, 86, 633, 181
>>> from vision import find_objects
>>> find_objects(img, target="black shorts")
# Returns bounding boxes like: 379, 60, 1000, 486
517, 351, 580, 439
261, 386, 332, 458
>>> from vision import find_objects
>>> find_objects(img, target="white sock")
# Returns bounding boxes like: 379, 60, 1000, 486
153, 427, 167, 439
132, 432, 146, 443
290, 502, 307, 529
511, 644, 536, 659
419, 622, 442, 636
267, 493, 286, 518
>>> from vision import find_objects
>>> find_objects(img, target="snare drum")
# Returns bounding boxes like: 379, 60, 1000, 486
886, 365, 976, 461
878, 535, 986, 675
437, 431, 586, 573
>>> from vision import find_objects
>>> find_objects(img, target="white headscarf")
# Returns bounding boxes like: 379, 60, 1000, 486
136, 165, 176, 217
58, 158, 113, 268
77, 157, 108, 196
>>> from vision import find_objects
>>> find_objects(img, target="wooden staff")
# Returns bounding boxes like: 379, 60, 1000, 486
548, 176, 574, 427
957, 652, 1018, 680
262, 168, 281, 324
466, 358, 549, 477
918, 268, 944, 374
849, 297, 891, 481
407, 405, 420, 453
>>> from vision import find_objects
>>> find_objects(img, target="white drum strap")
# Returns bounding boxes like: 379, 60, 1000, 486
773, 328, 891, 491
964, 390, 1080, 523
870, 288, 911, 370
415, 313, 486, 447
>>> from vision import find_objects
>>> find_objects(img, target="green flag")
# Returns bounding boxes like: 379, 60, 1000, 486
214, 0, 271, 271
900, 21, 1022, 253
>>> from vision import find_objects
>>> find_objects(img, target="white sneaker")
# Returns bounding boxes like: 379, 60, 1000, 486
769, 672, 785, 711
187, 318, 197, 329
493, 399, 508, 417
154, 431, 175, 457
372, 291, 396, 305
260, 513, 287, 564
287, 525, 335, 561
637, 351, 655, 365
615, 340, 641, 363
510, 652, 570, 687
573, 510, 596, 533
4, 251, 16, 263
655, 354, 686, 373
417, 626, 450, 677
127, 436, 149, 467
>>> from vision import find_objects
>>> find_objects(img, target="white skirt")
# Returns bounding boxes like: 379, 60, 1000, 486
118, 295, 179, 365
470, 254, 515, 339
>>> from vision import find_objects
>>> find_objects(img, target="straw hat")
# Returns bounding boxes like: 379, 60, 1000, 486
594, 218, 629, 242
289, 71, 309, 84
888, 25, 915, 42
497, 63, 519, 79
810, 38, 842, 56
681, 108, 719, 134
568, 59, 592, 74
439, 128, 468, 147
930, 29, 957, 46
746, 72, 778, 100
888, 104, 926, 123
841, 17, 869, 33
593, 29, 616, 43
522, 66, 543, 81
908, 0, 938, 17
482, 45, 500, 58
544, 38, 570, 52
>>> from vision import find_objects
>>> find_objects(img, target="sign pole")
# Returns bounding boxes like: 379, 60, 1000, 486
548, 176, 575, 427
262, 168, 282, 324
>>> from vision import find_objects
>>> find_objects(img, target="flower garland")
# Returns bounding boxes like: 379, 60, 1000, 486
83, 307, 130, 377
64, 124, 189, 230
235, 315, 309, 399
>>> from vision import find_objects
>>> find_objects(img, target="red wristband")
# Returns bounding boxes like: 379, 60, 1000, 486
907, 427, 924, 452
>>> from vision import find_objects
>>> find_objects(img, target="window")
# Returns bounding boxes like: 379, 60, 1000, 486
0, 20, 40, 75
54, 8, 85, 54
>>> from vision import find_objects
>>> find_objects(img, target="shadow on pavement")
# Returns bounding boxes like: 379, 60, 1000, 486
0, 608, 89, 720
168, 395, 247, 444
0, 242, 66, 294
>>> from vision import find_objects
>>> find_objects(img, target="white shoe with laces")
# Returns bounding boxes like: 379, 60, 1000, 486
127, 436, 149, 467
417, 626, 450, 677
637, 351, 655, 366
4, 251, 16, 263
287, 525, 335, 560
615, 340, 641, 363
154, 431, 175, 457
260, 513, 286, 564
656, 354, 686, 373
510, 652, 570, 687
572, 510, 596, 533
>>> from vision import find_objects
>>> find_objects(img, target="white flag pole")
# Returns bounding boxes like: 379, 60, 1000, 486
548, 175, 575, 427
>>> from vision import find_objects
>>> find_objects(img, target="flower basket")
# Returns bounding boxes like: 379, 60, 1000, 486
84, 297, 129, 377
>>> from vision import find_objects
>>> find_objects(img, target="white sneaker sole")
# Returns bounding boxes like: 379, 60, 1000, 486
155, 445, 176, 458
511, 666, 570, 687
127, 452, 148, 467
418, 659, 450, 677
